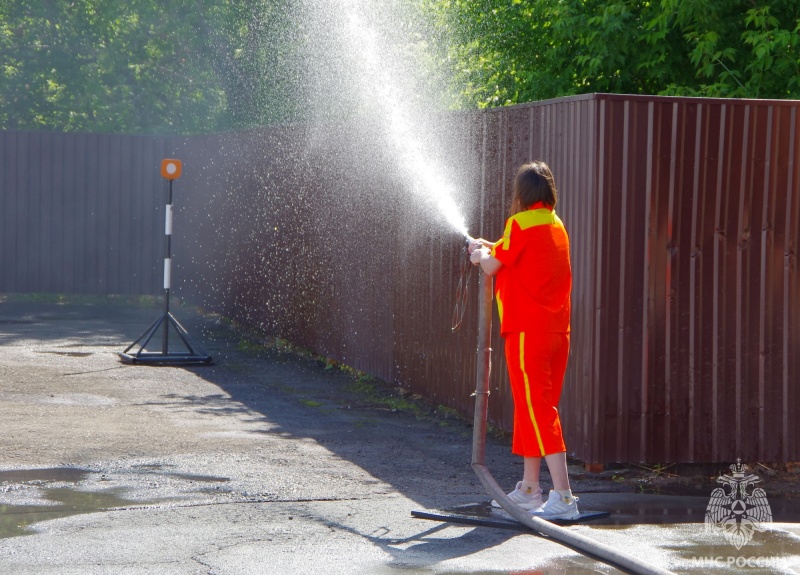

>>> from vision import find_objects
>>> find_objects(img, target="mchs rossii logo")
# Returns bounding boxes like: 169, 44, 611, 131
704, 459, 773, 550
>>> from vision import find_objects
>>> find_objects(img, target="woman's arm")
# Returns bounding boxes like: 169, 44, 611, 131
469, 241, 503, 276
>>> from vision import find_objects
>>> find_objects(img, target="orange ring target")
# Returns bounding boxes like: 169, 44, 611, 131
161, 159, 182, 180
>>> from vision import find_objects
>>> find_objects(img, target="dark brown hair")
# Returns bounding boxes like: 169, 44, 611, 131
509, 161, 558, 216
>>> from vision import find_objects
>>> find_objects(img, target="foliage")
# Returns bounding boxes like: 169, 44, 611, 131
2, 1, 799, 132
416, 0, 800, 108
0, 0, 307, 134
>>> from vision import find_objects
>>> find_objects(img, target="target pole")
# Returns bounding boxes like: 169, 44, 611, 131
118, 159, 212, 366
163, 177, 174, 354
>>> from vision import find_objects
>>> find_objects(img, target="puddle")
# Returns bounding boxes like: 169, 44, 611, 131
423, 494, 800, 530
421, 498, 800, 574
0, 466, 233, 539
35, 350, 93, 357
0, 487, 140, 539
0, 467, 89, 484
581, 493, 800, 526
130, 464, 229, 484
172, 473, 230, 484
42, 487, 139, 512
667, 526, 800, 573
132, 464, 165, 471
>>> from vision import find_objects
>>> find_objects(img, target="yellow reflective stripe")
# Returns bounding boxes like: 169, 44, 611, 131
499, 218, 513, 251
496, 292, 504, 323
519, 332, 546, 454
513, 208, 556, 230
498, 208, 557, 253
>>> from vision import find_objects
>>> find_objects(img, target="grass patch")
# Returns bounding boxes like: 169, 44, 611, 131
354, 418, 377, 428
221, 361, 249, 374
236, 338, 266, 355
0, 293, 163, 307
299, 399, 323, 408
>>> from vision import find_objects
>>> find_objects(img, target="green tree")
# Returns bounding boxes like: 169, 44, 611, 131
0, 0, 307, 134
199, 0, 309, 130
417, 0, 800, 108
656, 0, 800, 98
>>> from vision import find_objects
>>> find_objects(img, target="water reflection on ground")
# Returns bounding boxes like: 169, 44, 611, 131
0, 465, 231, 539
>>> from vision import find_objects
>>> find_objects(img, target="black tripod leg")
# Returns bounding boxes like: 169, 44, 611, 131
123, 313, 167, 356
167, 313, 210, 356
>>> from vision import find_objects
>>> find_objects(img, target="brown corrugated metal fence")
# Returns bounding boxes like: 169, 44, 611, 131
2, 93, 798, 463
0, 131, 181, 295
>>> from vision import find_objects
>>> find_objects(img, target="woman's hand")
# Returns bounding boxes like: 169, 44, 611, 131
468, 238, 493, 254
469, 243, 503, 276
470, 246, 489, 266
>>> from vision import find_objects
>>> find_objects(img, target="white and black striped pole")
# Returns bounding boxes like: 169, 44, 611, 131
118, 159, 212, 365
162, 160, 176, 354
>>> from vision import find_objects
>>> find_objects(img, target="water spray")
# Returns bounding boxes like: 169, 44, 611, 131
334, 0, 469, 239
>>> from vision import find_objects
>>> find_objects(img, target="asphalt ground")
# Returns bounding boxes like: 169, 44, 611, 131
0, 297, 798, 575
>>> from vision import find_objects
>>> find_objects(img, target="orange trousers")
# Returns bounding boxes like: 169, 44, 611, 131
504, 331, 570, 457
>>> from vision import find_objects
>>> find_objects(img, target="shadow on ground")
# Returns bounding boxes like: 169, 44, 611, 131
2, 296, 798, 531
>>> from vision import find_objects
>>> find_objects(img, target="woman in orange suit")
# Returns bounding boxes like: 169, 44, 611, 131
469, 160, 578, 520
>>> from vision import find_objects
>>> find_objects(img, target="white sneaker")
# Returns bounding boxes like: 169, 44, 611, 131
530, 490, 580, 520
491, 482, 543, 510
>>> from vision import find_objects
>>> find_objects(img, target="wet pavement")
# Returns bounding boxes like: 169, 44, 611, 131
0, 298, 799, 574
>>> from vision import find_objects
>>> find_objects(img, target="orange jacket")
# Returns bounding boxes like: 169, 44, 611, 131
491, 202, 571, 336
